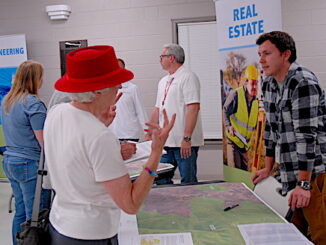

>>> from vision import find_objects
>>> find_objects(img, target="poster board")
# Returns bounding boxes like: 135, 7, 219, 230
214, 0, 282, 186
0, 34, 27, 178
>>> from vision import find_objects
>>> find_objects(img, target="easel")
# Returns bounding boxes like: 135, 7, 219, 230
252, 100, 265, 172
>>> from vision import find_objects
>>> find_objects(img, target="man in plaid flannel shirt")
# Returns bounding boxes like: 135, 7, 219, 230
252, 31, 326, 245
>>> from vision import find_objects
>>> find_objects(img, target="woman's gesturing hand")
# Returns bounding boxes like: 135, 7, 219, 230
145, 109, 176, 152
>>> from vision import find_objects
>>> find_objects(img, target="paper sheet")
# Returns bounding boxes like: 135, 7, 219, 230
238, 223, 313, 245
118, 211, 140, 245
234, 130, 248, 147
118, 211, 194, 245
140, 233, 194, 245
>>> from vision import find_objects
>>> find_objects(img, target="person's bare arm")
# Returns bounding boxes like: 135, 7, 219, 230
102, 110, 176, 214
180, 103, 200, 159
101, 151, 162, 214
251, 156, 274, 184
288, 170, 312, 210
33, 130, 44, 146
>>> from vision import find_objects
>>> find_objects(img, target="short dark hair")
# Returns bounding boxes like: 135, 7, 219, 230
256, 31, 297, 63
117, 58, 125, 68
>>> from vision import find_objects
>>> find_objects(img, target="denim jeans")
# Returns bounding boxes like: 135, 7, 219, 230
156, 147, 199, 185
2, 155, 51, 245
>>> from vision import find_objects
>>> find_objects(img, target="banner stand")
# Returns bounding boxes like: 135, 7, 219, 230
0, 34, 27, 178
214, 0, 282, 186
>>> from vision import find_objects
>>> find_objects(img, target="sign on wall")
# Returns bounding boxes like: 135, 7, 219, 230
0, 34, 27, 178
214, 0, 282, 186
0, 34, 27, 105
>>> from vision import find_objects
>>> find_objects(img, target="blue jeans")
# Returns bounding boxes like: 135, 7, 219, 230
156, 147, 199, 185
2, 155, 51, 245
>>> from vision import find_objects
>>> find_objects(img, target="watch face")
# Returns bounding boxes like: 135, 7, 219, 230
303, 182, 310, 190
298, 181, 311, 190
183, 136, 191, 142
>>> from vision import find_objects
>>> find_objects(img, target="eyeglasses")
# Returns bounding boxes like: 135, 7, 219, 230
160, 54, 171, 59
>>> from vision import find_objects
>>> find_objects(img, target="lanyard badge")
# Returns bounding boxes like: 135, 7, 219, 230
161, 77, 174, 106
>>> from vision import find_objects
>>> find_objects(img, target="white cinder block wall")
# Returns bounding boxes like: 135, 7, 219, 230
282, 0, 326, 92
0, 0, 325, 180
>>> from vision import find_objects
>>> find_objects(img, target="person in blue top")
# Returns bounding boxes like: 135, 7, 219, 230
1, 60, 51, 245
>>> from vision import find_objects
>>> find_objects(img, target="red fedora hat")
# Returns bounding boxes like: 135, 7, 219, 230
55, 45, 134, 93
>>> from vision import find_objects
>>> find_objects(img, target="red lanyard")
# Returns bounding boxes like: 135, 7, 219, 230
161, 77, 174, 106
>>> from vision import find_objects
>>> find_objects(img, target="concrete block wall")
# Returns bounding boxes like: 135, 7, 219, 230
0, 0, 216, 109
0, 0, 325, 180
282, 0, 326, 91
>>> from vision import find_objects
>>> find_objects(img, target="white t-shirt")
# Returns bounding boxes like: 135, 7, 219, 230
44, 103, 127, 240
155, 66, 204, 147
108, 82, 148, 140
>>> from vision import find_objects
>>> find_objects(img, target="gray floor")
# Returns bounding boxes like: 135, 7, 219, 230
0, 181, 13, 245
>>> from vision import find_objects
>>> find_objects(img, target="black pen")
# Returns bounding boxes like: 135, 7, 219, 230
224, 204, 239, 211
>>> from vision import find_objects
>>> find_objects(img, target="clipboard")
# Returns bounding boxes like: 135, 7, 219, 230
254, 176, 293, 218
234, 130, 249, 147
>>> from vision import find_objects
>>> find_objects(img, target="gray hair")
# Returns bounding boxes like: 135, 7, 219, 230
67, 87, 111, 102
163, 44, 185, 64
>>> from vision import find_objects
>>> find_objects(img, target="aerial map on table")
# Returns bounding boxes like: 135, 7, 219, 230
137, 182, 285, 245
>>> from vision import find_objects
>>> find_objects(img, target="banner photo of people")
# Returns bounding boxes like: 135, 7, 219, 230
214, 0, 282, 185
0, 34, 27, 178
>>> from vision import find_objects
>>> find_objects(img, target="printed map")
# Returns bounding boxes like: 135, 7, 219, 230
137, 183, 284, 245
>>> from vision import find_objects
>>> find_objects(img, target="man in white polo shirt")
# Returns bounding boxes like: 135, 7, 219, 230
147, 43, 204, 184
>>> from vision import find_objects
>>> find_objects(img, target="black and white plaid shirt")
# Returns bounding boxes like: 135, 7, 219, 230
263, 62, 326, 193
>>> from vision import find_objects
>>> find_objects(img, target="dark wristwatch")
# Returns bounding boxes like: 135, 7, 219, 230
183, 136, 191, 142
297, 181, 312, 190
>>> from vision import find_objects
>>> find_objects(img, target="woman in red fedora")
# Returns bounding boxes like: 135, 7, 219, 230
44, 45, 175, 244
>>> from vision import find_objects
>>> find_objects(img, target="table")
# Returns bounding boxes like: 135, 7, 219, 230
136, 181, 285, 245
